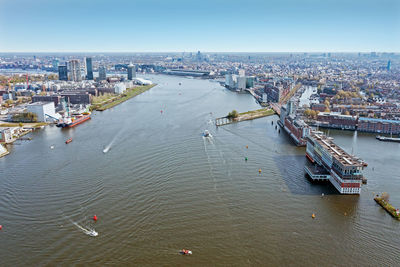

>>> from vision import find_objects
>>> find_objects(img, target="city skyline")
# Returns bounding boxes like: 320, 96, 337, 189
0, 0, 399, 53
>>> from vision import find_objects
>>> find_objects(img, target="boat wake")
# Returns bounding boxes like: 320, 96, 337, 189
103, 127, 125, 153
71, 221, 98, 237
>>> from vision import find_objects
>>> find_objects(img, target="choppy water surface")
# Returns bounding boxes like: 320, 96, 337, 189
0, 75, 399, 266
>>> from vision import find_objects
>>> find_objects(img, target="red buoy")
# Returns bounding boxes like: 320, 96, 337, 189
93, 215, 98, 221
0, 225, 2, 230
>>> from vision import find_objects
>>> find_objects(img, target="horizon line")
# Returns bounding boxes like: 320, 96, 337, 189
0, 51, 399, 54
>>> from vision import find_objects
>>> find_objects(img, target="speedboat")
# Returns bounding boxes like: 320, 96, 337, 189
180, 249, 192, 255
88, 230, 98, 237
203, 130, 211, 137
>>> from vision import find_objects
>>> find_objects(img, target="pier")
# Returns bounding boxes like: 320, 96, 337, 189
374, 195, 400, 220
215, 108, 275, 127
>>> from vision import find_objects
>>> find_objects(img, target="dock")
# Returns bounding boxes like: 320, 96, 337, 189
215, 117, 233, 126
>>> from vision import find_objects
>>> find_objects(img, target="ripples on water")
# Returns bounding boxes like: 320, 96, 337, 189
0, 75, 399, 266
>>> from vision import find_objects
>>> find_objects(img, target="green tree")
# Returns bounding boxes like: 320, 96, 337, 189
227, 110, 239, 119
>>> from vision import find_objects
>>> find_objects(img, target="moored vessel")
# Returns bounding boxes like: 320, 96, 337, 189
376, 135, 400, 143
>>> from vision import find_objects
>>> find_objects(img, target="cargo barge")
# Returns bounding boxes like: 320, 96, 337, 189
57, 113, 91, 128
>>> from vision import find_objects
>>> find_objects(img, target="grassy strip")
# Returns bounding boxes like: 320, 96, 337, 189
0, 122, 48, 128
239, 108, 275, 116
92, 84, 156, 111
374, 197, 400, 220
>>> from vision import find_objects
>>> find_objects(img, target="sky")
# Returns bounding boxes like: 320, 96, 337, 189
0, 0, 399, 52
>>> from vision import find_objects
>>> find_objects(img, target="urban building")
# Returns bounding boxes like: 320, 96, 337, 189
262, 93, 267, 103
68, 59, 81, 82
60, 92, 91, 104
246, 76, 255, 88
237, 76, 246, 90
279, 101, 310, 146
315, 112, 357, 130
114, 83, 126, 94
32, 95, 62, 107
86, 57, 93, 80
225, 74, 235, 89
0, 128, 13, 143
58, 65, 68, 81
26, 102, 59, 122
264, 84, 282, 103
127, 63, 136, 80
98, 65, 107, 81
358, 117, 400, 134
305, 131, 367, 194
52, 59, 59, 71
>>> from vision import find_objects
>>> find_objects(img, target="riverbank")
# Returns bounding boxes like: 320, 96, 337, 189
216, 108, 275, 126
91, 84, 156, 111
374, 196, 400, 220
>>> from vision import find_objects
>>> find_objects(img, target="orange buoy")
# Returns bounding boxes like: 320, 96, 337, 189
246, 145, 248, 149
258, 169, 262, 173
93, 215, 98, 221
312, 213, 316, 219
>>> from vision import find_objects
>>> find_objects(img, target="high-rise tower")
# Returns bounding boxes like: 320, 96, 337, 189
86, 57, 93, 80
68, 59, 81, 82
127, 63, 136, 80
58, 65, 68, 81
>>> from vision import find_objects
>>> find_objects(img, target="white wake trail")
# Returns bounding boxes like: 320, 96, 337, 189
71, 221, 98, 237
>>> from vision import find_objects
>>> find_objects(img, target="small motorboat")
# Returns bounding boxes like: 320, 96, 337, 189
88, 230, 98, 237
203, 130, 211, 137
65, 138, 73, 144
180, 249, 192, 255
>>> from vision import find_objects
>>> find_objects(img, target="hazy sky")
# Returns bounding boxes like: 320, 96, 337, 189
0, 0, 399, 52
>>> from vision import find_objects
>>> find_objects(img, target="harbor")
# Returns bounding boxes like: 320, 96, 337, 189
0, 75, 400, 266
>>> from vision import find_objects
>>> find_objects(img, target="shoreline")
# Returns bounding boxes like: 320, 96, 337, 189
91, 84, 156, 111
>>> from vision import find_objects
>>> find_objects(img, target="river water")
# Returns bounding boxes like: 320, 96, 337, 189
0, 75, 399, 266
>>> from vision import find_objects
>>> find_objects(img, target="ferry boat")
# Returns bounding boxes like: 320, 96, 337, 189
376, 135, 400, 143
